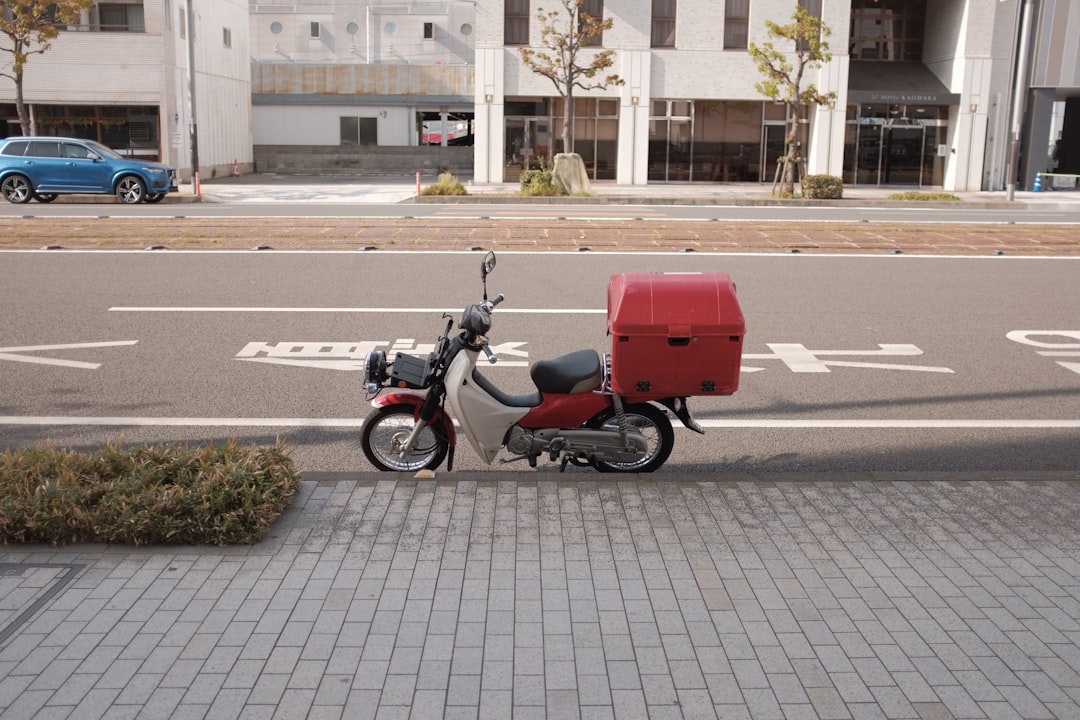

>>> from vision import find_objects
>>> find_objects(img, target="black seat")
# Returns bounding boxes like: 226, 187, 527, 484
530, 349, 602, 395
470, 369, 541, 408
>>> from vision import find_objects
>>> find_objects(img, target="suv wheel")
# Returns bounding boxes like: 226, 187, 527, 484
116, 175, 146, 204
1, 174, 34, 204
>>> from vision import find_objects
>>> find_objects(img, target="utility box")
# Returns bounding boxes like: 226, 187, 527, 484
607, 272, 744, 398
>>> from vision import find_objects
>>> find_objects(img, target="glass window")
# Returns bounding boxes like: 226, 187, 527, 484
581, 0, 603, 47
799, 0, 821, 18
505, 0, 529, 45
652, 0, 675, 48
1, 141, 29, 157
27, 141, 61, 158
341, 117, 378, 146
849, 0, 925, 62
797, 0, 821, 51
724, 0, 748, 49
99, 3, 144, 32
62, 142, 92, 159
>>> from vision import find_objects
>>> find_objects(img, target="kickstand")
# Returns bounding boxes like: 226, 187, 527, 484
559, 456, 570, 473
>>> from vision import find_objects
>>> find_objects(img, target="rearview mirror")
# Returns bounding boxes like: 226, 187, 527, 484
482, 251, 496, 278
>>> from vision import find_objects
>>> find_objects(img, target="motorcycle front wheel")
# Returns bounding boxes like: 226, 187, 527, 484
361, 405, 449, 472
586, 402, 674, 473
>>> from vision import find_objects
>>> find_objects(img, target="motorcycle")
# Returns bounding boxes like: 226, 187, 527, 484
360, 252, 743, 473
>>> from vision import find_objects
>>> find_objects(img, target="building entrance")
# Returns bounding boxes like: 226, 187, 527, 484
845, 104, 947, 187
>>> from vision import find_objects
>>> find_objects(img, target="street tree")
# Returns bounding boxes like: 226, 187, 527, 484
748, 5, 836, 197
519, 0, 622, 156
1, 0, 94, 135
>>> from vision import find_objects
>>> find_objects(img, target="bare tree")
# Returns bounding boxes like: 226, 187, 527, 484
748, 5, 835, 197
1, 0, 94, 135
519, 0, 622, 155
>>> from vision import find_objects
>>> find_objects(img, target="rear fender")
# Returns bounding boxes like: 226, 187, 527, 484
372, 392, 457, 447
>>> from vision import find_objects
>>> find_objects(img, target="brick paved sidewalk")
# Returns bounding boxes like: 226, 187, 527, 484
2, 217, 1079, 254
2, 473, 1079, 719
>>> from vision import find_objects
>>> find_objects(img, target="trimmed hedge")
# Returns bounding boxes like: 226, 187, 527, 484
420, 171, 468, 196
887, 191, 961, 202
519, 164, 565, 197
802, 175, 844, 199
0, 441, 301, 546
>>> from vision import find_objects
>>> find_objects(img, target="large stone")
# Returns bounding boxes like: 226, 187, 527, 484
552, 153, 593, 196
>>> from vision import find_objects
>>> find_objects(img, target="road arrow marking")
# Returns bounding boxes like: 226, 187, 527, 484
0, 341, 138, 369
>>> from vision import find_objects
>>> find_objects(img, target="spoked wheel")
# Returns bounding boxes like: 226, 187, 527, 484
115, 175, 146, 204
586, 402, 674, 473
34, 193, 58, 203
1, 174, 33, 204
361, 404, 449, 472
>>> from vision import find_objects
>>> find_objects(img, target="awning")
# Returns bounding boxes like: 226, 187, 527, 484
847, 62, 960, 105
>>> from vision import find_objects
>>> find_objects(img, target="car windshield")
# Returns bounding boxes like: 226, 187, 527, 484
84, 140, 123, 160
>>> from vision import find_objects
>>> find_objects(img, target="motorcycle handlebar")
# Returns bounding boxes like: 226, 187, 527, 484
481, 343, 497, 364
483, 294, 505, 312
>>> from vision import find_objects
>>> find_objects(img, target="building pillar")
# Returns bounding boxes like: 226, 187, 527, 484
616, 50, 650, 186
1022, 88, 1056, 187
474, 48, 506, 183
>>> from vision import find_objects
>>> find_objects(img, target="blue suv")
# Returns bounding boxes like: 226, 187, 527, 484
0, 137, 178, 204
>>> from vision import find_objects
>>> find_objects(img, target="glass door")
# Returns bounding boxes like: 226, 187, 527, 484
881, 126, 924, 185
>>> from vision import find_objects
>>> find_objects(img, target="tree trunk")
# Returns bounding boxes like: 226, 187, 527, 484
780, 104, 800, 197
15, 71, 31, 136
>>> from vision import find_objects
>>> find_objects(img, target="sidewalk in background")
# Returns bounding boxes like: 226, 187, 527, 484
191, 174, 1080, 209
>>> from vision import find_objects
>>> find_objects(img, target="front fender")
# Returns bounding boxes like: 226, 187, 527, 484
372, 392, 457, 447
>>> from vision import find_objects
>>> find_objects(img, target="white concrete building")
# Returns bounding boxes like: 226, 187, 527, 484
10, 1, 1071, 191
0, 0, 252, 181
248, 1, 477, 174
473, 0, 1046, 191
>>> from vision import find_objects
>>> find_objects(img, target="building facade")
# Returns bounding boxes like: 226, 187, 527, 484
247, 0, 1077, 191
0, 0, 252, 181
474, 0, 1040, 190
248, 0, 477, 174
5, 1, 1075, 191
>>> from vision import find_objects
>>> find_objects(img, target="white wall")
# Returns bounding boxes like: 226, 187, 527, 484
253, 104, 412, 146
250, 1, 476, 65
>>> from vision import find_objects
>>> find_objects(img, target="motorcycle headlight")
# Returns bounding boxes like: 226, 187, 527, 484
459, 304, 491, 335
363, 350, 388, 392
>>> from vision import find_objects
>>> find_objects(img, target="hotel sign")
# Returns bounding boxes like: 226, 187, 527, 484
850, 89, 960, 104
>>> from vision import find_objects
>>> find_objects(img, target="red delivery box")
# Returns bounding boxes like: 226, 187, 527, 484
607, 272, 744, 398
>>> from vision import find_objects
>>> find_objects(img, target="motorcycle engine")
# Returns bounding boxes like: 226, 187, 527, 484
505, 426, 535, 456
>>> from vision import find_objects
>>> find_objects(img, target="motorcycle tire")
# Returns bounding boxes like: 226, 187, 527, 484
361, 404, 449, 472
586, 402, 674, 473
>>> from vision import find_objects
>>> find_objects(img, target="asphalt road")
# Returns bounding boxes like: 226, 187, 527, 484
2, 251, 1078, 476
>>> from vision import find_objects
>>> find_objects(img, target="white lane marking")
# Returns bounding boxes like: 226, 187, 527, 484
0, 341, 139, 369
2, 417, 1078, 429
11, 249, 1080, 258
111, 307, 607, 314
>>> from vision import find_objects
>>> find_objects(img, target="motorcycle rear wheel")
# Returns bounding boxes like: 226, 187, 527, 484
586, 403, 674, 473
362, 405, 449, 472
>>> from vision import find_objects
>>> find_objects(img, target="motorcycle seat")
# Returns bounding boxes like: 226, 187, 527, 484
530, 349, 602, 395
